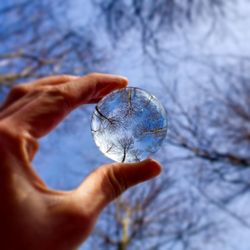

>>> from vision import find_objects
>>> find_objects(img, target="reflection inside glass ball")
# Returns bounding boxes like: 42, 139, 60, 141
91, 87, 168, 163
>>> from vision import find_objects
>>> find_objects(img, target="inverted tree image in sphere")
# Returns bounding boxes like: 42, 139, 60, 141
91, 87, 168, 163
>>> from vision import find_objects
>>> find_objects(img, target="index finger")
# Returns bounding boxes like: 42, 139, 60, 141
10, 73, 128, 138
1, 75, 79, 111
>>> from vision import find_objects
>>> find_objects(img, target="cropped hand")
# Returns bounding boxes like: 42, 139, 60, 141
0, 73, 161, 250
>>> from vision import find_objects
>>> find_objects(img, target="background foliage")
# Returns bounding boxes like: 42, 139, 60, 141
1, 0, 250, 249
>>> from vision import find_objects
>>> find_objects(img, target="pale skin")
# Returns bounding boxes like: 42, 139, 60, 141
0, 73, 162, 250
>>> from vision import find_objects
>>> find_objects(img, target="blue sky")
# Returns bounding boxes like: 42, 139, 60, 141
1, 0, 249, 249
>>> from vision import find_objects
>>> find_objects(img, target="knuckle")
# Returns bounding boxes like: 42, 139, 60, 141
18, 87, 45, 103
45, 86, 73, 110
24, 86, 72, 113
44, 86, 64, 96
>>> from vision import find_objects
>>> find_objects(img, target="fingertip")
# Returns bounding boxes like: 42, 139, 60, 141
86, 72, 128, 84
140, 158, 162, 177
97, 73, 128, 88
115, 75, 128, 87
82, 73, 128, 103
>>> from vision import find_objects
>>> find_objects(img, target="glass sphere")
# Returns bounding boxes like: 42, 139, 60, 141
91, 87, 168, 163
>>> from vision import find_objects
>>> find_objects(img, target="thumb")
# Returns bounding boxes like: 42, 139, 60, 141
75, 159, 162, 213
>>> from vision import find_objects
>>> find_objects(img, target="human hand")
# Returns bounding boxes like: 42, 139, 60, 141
0, 73, 161, 250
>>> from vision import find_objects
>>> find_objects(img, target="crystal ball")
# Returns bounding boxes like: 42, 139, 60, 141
91, 87, 168, 163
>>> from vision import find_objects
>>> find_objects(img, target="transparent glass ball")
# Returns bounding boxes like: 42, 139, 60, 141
91, 87, 168, 163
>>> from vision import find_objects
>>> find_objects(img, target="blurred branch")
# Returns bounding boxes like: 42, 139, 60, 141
0, 0, 105, 88
92, 176, 213, 250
